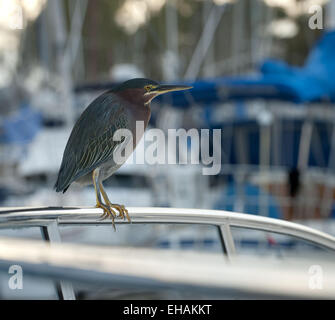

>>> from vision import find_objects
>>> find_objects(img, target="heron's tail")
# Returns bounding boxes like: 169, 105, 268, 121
54, 165, 72, 193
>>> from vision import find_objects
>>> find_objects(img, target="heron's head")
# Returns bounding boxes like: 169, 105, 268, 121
114, 78, 192, 105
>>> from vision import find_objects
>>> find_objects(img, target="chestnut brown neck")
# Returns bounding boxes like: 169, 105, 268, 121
117, 88, 154, 107
116, 88, 151, 129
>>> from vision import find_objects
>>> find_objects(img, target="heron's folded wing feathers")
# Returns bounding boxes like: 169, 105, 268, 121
55, 93, 129, 192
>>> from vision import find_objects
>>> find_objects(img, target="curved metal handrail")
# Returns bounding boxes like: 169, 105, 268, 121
1, 206, 335, 252
1, 236, 335, 299
0, 206, 335, 300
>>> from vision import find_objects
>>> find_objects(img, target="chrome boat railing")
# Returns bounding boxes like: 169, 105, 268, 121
0, 206, 335, 299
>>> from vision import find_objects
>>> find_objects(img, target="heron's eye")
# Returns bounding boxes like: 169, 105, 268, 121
144, 85, 152, 92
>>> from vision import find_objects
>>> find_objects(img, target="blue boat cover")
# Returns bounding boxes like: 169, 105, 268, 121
158, 30, 335, 107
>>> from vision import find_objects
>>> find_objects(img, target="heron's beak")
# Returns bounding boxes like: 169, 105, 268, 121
151, 84, 193, 95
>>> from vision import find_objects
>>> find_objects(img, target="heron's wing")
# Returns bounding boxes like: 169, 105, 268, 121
55, 92, 130, 192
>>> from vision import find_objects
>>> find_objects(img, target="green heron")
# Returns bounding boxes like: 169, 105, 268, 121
55, 78, 192, 228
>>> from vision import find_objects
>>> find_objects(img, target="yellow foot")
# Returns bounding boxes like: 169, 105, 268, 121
107, 203, 131, 223
96, 202, 117, 230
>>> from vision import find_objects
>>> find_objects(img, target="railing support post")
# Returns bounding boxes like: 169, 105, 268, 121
218, 224, 236, 258
40, 221, 76, 300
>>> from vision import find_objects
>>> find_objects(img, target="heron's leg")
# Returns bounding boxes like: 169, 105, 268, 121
99, 182, 130, 223
92, 169, 117, 229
